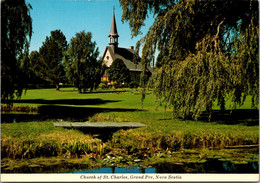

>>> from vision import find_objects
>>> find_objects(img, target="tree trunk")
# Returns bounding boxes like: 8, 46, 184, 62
56, 83, 60, 91
219, 95, 225, 111
206, 102, 213, 121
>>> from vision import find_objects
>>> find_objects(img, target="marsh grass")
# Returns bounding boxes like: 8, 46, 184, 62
1, 122, 108, 159
110, 129, 258, 154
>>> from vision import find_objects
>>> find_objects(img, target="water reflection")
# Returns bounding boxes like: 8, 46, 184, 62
73, 167, 155, 174
2, 159, 258, 173
154, 159, 259, 173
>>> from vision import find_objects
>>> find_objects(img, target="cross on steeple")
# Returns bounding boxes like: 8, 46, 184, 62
108, 6, 119, 52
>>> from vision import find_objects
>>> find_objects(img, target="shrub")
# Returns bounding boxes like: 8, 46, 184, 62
99, 83, 108, 90
129, 80, 140, 88
1, 105, 38, 113
107, 58, 131, 87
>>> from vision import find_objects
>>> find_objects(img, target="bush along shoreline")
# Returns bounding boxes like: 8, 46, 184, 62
1, 105, 39, 113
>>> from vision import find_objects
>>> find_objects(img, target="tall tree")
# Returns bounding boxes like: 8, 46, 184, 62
37, 30, 67, 90
120, 0, 259, 120
1, 0, 32, 102
64, 31, 101, 93
107, 58, 130, 87
28, 51, 49, 85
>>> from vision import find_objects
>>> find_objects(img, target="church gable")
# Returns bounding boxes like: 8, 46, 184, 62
102, 47, 114, 67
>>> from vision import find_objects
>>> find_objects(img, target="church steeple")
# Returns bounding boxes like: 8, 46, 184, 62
108, 6, 119, 52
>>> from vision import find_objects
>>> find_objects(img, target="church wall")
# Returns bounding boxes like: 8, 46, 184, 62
129, 71, 141, 82
103, 50, 113, 67
101, 50, 113, 82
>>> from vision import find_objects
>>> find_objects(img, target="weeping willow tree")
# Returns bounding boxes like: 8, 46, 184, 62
1, 0, 33, 103
119, 0, 259, 120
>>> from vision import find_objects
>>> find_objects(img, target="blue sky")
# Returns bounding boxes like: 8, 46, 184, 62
27, 0, 155, 58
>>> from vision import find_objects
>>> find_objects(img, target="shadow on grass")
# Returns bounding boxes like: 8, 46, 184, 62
1, 105, 144, 123
9, 98, 121, 105
82, 90, 130, 94
57, 89, 130, 94
159, 109, 259, 126
198, 109, 259, 126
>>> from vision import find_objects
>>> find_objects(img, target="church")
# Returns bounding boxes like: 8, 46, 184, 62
101, 8, 151, 83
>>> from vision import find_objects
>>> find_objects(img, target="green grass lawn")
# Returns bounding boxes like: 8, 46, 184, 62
1, 87, 259, 170
8, 87, 257, 130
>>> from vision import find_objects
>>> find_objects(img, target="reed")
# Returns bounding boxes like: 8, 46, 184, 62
110, 129, 258, 155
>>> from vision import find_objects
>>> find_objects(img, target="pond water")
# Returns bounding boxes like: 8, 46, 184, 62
2, 159, 258, 174
73, 167, 156, 174
72, 159, 259, 174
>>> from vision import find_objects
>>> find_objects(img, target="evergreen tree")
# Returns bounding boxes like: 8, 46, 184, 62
64, 31, 101, 93
1, 0, 32, 102
37, 30, 67, 90
120, 0, 259, 120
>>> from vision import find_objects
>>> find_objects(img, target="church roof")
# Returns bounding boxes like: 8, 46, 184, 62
102, 46, 153, 73
102, 46, 141, 71
115, 48, 142, 72
108, 7, 119, 37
